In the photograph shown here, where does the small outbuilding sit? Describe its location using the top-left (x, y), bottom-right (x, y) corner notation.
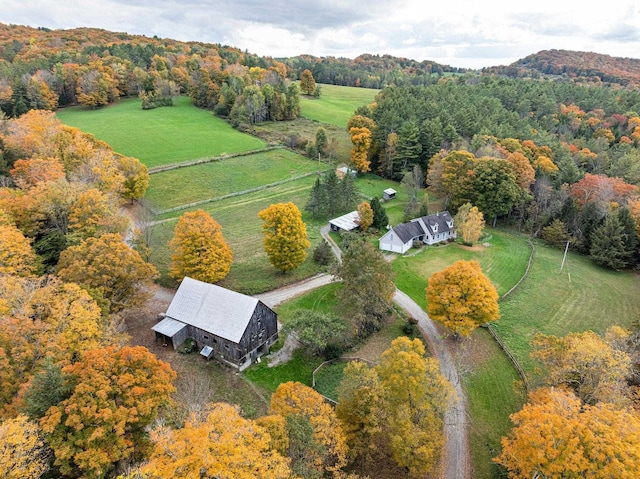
top-left (152, 276), bottom-right (278, 371)
top-left (336, 166), bottom-right (357, 178)
top-left (383, 188), bottom-right (397, 200)
top-left (328, 210), bottom-right (360, 233)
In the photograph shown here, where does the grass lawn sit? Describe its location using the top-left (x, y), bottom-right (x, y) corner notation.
top-left (300, 83), bottom-right (380, 127)
top-left (145, 149), bottom-right (322, 211)
top-left (56, 96), bottom-right (265, 168)
top-left (493, 240), bottom-right (640, 385)
top-left (393, 228), bottom-right (532, 310)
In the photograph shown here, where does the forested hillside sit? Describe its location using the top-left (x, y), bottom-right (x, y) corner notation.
top-left (488, 49), bottom-right (640, 86)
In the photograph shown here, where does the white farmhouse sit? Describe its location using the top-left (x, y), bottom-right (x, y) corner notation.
top-left (379, 211), bottom-right (456, 253)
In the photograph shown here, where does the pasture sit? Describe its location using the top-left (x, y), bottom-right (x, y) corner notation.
top-left (56, 96), bottom-right (265, 167)
top-left (494, 240), bottom-right (640, 383)
top-left (300, 83), bottom-right (380, 127)
top-left (144, 148), bottom-right (322, 211)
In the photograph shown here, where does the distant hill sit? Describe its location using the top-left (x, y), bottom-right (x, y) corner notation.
top-left (486, 49), bottom-right (640, 86)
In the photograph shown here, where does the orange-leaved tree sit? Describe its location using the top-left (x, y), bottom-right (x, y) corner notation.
top-left (56, 233), bottom-right (158, 312)
top-left (270, 381), bottom-right (348, 477)
top-left (41, 345), bottom-right (176, 479)
top-left (349, 126), bottom-right (372, 173)
top-left (426, 259), bottom-right (499, 336)
top-left (258, 202), bottom-right (310, 272)
top-left (495, 387), bottom-right (640, 479)
top-left (143, 403), bottom-right (291, 479)
top-left (0, 222), bottom-right (40, 277)
top-left (169, 209), bottom-right (233, 284)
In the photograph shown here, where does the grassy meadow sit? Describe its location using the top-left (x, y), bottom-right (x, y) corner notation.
top-left (56, 96), bottom-right (265, 167)
top-left (144, 148), bottom-right (321, 211)
top-left (300, 83), bottom-right (380, 127)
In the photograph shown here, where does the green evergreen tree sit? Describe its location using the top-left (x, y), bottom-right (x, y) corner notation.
top-left (339, 173), bottom-right (359, 213)
top-left (305, 176), bottom-right (328, 219)
top-left (616, 206), bottom-right (639, 266)
top-left (396, 120), bottom-right (422, 172)
top-left (315, 127), bottom-right (328, 156)
top-left (370, 197), bottom-right (389, 229)
top-left (589, 214), bottom-right (631, 269)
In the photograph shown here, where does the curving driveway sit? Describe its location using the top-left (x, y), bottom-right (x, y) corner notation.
top-left (256, 226), bottom-right (470, 479)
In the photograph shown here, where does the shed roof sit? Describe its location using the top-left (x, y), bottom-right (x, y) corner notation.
top-left (152, 317), bottom-right (188, 337)
top-left (165, 276), bottom-right (263, 343)
top-left (328, 210), bottom-right (360, 231)
top-left (383, 188), bottom-right (397, 195)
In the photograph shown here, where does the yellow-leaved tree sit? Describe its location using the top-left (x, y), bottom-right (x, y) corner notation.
top-left (454, 202), bottom-right (485, 245)
top-left (41, 345), bottom-right (176, 479)
top-left (270, 381), bottom-right (348, 478)
top-left (169, 209), bottom-right (233, 284)
top-left (349, 126), bottom-right (372, 173)
top-left (143, 403), bottom-right (291, 479)
top-left (0, 414), bottom-right (50, 479)
top-left (495, 387), bottom-right (640, 479)
top-left (118, 155), bottom-right (150, 203)
top-left (258, 202), bottom-right (310, 272)
top-left (0, 222), bottom-right (40, 276)
top-left (531, 327), bottom-right (633, 407)
top-left (426, 259), bottom-right (499, 336)
top-left (356, 201), bottom-right (373, 231)
top-left (336, 337), bottom-right (454, 477)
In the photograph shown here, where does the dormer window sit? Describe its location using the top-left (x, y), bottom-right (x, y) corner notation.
top-left (432, 222), bottom-right (438, 232)
top-left (447, 220), bottom-right (453, 228)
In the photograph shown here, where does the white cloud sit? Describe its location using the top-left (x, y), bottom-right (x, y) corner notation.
top-left (1, 0), bottom-right (639, 68)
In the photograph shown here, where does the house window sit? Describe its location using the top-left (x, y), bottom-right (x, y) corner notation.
top-left (203, 335), bottom-right (209, 340)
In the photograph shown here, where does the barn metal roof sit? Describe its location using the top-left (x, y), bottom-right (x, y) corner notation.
top-left (165, 276), bottom-right (261, 343)
top-left (328, 210), bottom-right (360, 231)
top-left (152, 317), bottom-right (188, 337)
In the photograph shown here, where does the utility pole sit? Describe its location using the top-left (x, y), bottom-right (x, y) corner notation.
top-left (559, 240), bottom-right (570, 274)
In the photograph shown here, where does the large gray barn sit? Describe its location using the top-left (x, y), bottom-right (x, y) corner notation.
top-left (152, 276), bottom-right (278, 371)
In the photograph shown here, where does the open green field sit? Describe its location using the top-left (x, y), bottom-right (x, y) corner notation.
top-left (300, 83), bottom-right (380, 127)
top-left (494, 240), bottom-right (640, 384)
top-left (56, 96), bottom-right (265, 167)
top-left (149, 175), bottom-right (325, 293)
top-left (145, 149), bottom-right (321, 211)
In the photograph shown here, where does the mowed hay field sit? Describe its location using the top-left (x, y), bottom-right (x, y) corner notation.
top-left (56, 96), bottom-right (265, 168)
top-left (300, 83), bottom-right (380, 126)
top-left (494, 241), bottom-right (640, 383)
top-left (144, 148), bottom-right (321, 212)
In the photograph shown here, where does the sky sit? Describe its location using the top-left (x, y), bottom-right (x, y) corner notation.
top-left (3, 0), bottom-right (640, 69)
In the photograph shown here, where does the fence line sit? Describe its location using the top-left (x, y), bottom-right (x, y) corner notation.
top-left (147, 145), bottom-right (286, 174)
top-left (487, 238), bottom-right (536, 391)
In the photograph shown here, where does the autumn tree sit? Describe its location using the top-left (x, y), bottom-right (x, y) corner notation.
top-left (376, 337), bottom-right (454, 476)
top-left (349, 126), bottom-right (372, 173)
top-left (570, 173), bottom-right (637, 207)
top-left (531, 327), bottom-right (633, 406)
top-left (454, 202), bottom-right (485, 244)
top-left (0, 222), bottom-right (40, 276)
top-left (143, 403), bottom-right (291, 479)
top-left (41, 345), bottom-right (176, 479)
top-left (356, 201), bottom-right (373, 231)
top-left (9, 157), bottom-right (66, 189)
top-left (118, 156), bottom-right (150, 203)
top-left (56, 233), bottom-right (158, 312)
top-left (335, 237), bottom-right (396, 337)
top-left (0, 414), bottom-right (50, 479)
top-left (300, 69), bottom-right (316, 96)
top-left (259, 202), bottom-right (310, 272)
top-left (495, 387), bottom-right (640, 479)
top-left (169, 209), bottom-right (233, 283)
top-left (337, 338), bottom-right (454, 476)
top-left (67, 188), bottom-right (129, 242)
top-left (426, 259), bottom-right (499, 337)
top-left (270, 381), bottom-right (348, 477)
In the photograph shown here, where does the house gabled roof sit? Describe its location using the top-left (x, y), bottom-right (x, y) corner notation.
top-left (392, 221), bottom-right (425, 243)
top-left (165, 276), bottom-right (267, 344)
top-left (328, 210), bottom-right (360, 231)
top-left (414, 211), bottom-right (454, 236)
